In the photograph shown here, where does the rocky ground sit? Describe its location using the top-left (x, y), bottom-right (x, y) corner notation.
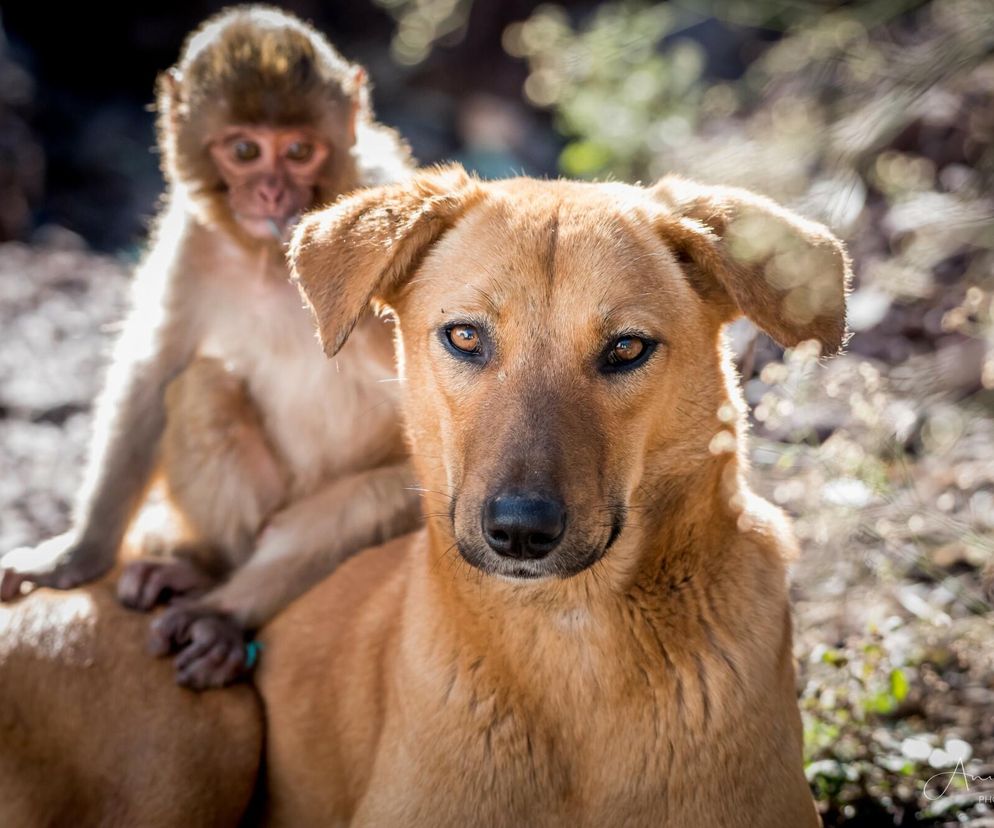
top-left (752, 346), bottom-right (994, 826)
top-left (0, 235), bottom-right (128, 550)
top-left (1, 238), bottom-right (992, 826)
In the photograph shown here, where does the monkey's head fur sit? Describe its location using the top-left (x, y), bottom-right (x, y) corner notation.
top-left (156, 5), bottom-right (411, 246)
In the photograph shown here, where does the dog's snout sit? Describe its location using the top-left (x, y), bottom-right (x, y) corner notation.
top-left (481, 494), bottom-right (566, 560)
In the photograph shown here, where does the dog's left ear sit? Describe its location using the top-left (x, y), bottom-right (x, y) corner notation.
top-left (288, 164), bottom-right (483, 356)
top-left (652, 176), bottom-right (852, 355)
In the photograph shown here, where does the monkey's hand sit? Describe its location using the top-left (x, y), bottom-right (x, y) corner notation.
top-left (118, 558), bottom-right (216, 612)
top-left (148, 604), bottom-right (253, 690)
top-left (0, 532), bottom-right (113, 601)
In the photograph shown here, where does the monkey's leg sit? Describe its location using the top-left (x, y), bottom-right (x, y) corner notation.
top-left (118, 358), bottom-right (288, 612)
top-left (148, 462), bottom-right (421, 689)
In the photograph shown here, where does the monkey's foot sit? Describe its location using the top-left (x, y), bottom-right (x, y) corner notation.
top-left (117, 558), bottom-right (215, 611)
top-left (0, 536), bottom-right (112, 601)
top-left (148, 605), bottom-right (252, 690)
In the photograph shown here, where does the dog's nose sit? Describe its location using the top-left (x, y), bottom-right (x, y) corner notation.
top-left (481, 494), bottom-right (566, 560)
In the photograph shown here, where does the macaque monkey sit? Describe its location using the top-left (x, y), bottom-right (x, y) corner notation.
top-left (0, 6), bottom-right (421, 688)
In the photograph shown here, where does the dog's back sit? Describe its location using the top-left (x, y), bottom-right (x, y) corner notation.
top-left (0, 578), bottom-right (262, 826)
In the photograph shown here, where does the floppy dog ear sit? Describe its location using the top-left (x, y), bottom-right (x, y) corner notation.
top-left (652, 176), bottom-right (851, 355)
top-left (288, 164), bottom-right (483, 356)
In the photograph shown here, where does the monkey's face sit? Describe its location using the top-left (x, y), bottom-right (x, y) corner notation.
top-left (208, 126), bottom-right (330, 241)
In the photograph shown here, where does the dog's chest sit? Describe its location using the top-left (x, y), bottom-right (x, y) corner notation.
top-left (355, 612), bottom-right (812, 828)
top-left (356, 656), bottom-right (677, 826)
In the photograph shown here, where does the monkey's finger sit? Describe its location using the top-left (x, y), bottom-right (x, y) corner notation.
top-left (117, 562), bottom-right (153, 609)
top-left (203, 640), bottom-right (234, 667)
top-left (0, 570), bottom-right (16, 601)
top-left (174, 633), bottom-right (221, 671)
top-left (177, 641), bottom-right (232, 689)
top-left (138, 566), bottom-right (172, 611)
top-left (148, 609), bottom-right (195, 656)
top-left (0, 569), bottom-right (27, 602)
top-left (163, 562), bottom-right (214, 600)
top-left (214, 645), bottom-right (251, 688)
top-left (147, 624), bottom-right (174, 657)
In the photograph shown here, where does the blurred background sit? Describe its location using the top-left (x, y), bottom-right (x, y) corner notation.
top-left (1, 1), bottom-right (992, 823)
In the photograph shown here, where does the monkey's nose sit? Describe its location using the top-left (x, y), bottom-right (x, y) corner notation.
top-left (481, 493), bottom-right (566, 560)
top-left (257, 179), bottom-right (288, 212)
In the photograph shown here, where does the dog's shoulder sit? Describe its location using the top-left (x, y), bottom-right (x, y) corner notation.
top-left (258, 529), bottom-right (418, 692)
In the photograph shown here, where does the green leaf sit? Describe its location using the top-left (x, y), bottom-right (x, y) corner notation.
top-left (889, 668), bottom-right (909, 702)
top-left (864, 691), bottom-right (896, 714)
top-left (559, 140), bottom-right (613, 177)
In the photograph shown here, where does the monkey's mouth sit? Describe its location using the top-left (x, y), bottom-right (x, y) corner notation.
top-left (237, 213), bottom-right (302, 243)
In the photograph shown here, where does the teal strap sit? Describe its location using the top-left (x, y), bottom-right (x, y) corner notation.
top-left (245, 640), bottom-right (263, 670)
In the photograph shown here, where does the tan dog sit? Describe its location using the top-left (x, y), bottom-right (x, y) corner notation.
top-left (0, 166), bottom-right (847, 826)
top-left (257, 166), bottom-right (848, 826)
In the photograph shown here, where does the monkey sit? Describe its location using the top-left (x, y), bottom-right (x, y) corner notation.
top-left (0, 5), bottom-right (422, 689)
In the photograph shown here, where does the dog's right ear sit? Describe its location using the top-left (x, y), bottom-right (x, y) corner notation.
top-left (288, 164), bottom-right (482, 356)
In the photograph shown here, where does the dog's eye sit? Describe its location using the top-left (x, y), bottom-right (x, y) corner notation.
top-left (441, 324), bottom-right (488, 363)
top-left (610, 337), bottom-right (644, 362)
top-left (447, 325), bottom-right (480, 353)
top-left (600, 335), bottom-right (655, 374)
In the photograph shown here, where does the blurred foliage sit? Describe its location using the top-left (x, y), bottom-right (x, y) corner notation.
top-left (509, 1), bottom-right (994, 351)
top-left (800, 621), bottom-right (978, 825)
top-left (372, 0), bottom-right (474, 65)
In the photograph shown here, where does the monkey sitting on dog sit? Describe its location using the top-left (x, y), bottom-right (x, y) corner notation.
top-left (0, 6), bottom-right (421, 689)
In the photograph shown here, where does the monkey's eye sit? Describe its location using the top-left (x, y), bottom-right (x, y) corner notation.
top-left (232, 140), bottom-right (261, 162)
top-left (600, 335), bottom-right (656, 374)
top-left (285, 141), bottom-right (315, 163)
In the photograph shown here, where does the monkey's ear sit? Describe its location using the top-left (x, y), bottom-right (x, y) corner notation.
top-left (157, 67), bottom-right (183, 107)
top-left (289, 164), bottom-right (483, 356)
top-left (155, 67), bottom-right (185, 129)
top-left (651, 176), bottom-right (851, 355)
top-left (346, 66), bottom-right (368, 145)
top-left (164, 67), bottom-right (183, 96)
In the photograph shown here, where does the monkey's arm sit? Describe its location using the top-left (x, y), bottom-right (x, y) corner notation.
top-left (75, 299), bottom-right (196, 555)
top-left (146, 462), bottom-right (422, 687)
top-left (1, 226), bottom-right (200, 597)
top-left (208, 461), bottom-right (421, 628)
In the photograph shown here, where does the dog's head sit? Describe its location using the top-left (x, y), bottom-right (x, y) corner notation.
top-left (290, 165), bottom-right (850, 583)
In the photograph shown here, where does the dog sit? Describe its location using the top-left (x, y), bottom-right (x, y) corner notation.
top-left (0, 165), bottom-right (847, 826)
top-left (256, 165), bottom-right (847, 825)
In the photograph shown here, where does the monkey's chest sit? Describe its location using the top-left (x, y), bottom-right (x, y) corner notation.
top-left (196, 286), bottom-right (400, 492)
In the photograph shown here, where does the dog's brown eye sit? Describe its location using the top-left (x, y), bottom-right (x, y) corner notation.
top-left (609, 337), bottom-right (644, 363)
top-left (232, 140), bottom-right (261, 162)
top-left (601, 335), bottom-right (655, 374)
top-left (447, 324), bottom-right (481, 354)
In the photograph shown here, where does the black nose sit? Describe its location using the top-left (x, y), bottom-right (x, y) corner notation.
top-left (481, 493), bottom-right (566, 560)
